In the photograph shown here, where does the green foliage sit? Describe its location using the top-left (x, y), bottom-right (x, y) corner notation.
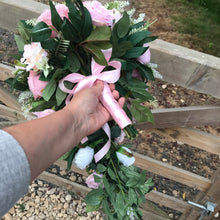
top-left (31, 21), bottom-right (52, 42)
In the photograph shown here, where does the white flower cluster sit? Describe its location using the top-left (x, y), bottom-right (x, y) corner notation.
top-left (116, 146), bottom-right (135, 167)
top-left (132, 13), bottom-right (146, 24)
top-left (105, 1), bottom-right (130, 13)
top-left (147, 63), bottom-right (163, 79)
top-left (25, 18), bottom-right (38, 26)
top-left (72, 146), bottom-right (94, 170)
top-left (18, 91), bottom-right (36, 120)
top-left (127, 207), bottom-right (135, 220)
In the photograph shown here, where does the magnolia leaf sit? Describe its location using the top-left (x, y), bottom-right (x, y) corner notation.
top-left (128, 30), bottom-right (151, 46)
top-left (123, 47), bottom-right (148, 59)
top-left (112, 41), bottom-right (132, 58)
top-left (130, 100), bottom-right (154, 123)
top-left (49, 0), bottom-right (63, 31)
top-left (139, 36), bottom-right (158, 45)
top-left (42, 79), bottom-right (57, 101)
top-left (32, 21), bottom-right (52, 42)
top-left (62, 18), bottom-right (79, 42)
top-left (67, 52), bottom-right (80, 73)
top-left (85, 26), bottom-right (111, 42)
top-left (41, 38), bottom-right (58, 50)
top-left (116, 12), bottom-right (130, 38)
top-left (81, 6), bottom-right (93, 39)
top-left (83, 43), bottom-right (107, 66)
top-left (55, 86), bottom-right (67, 106)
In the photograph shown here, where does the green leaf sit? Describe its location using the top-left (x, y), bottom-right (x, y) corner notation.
top-left (30, 100), bottom-right (56, 112)
top-left (83, 43), bottom-right (107, 66)
top-left (128, 31), bottom-right (151, 46)
top-left (126, 177), bottom-right (139, 188)
top-left (138, 36), bottom-right (158, 45)
top-left (5, 77), bottom-right (28, 91)
top-left (103, 177), bottom-right (111, 196)
top-left (42, 79), bottom-right (57, 101)
top-left (67, 52), bottom-right (80, 73)
top-left (85, 26), bottom-right (111, 42)
top-left (130, 100), bottom-right (154, 123)
top-left (128, 188), bottom-right (137, 205)
top-left (111, 126), bottom-right (121, 138)
top-left (62, 18), bottom-right (79, 42)
top-left (107, 168), bottom-right (117, 181)
top-left (96, 164), bottom-right (107, 172)
top-left (41, 38), bottom-right (58, 50)
top-left (55, 87), bottom-right (67, 106)
top-left (123, 47), bottom-right (148, 59)
top-left (102, 200), bottom-right (114, 219)
top-left (139, 170), bottom-right (147, 186)
top-left (116, 12), bottom-right (130, 38)
top-left (14, 35), bottom-right (25, 52)
top-left (137, 63), bottom-right (155, 81)
top-left (49, 0), bottom-right (63, 31)
top-left (81, 6), bottom-right (93, 39)
top-left (31, 22), bottom-right (52, 42)
top-left (85, 189), bottom-right (103, 206)
top-left (116, 193), bottom-right (125, 217)
top-left (94, 175), bottom-right (103, 183)
top-left (18, 20), bottom-right (32, 44)
top-left (111, 41), bottom-right (132, 58)
top-left (67, 148), bottom-right (78, 170)
top-left (86, 204), bottom-right (101, 212)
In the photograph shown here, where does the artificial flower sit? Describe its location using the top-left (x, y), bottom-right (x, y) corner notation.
top-left (28, 71), bottom-right (48, 100)
top-left (86, 172), bottom-right (103, 189)
top-left (116, 146), bottom-right (135, 167)
top-left (72, 146), bottom-right (94, 169)
top-left (137, 43), bottom-right (151, 64)
top-left (114, 130), bottom-right (126, 144)
top-left (33, 109), bottom-right (55, 118)
top-left (83, 1), bottom-right (121, 26)
top-left (21, 42), bottom-right (49, 72)
top-left (38, 4), bottom-right (69, 37)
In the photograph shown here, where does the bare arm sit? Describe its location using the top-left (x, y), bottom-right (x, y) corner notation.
top-left (4, 81), bottom-right (124, 182)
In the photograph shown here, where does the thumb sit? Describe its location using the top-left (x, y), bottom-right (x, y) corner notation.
top-left (92, 80), bottom-right (104, 96)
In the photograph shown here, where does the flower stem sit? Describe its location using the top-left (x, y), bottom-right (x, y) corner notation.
top-left (123, 124), bottom-right (138, 139)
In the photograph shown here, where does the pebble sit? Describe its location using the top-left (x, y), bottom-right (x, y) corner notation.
top-left (65, 194), bottom-right (72, 202)
top-left (162, 84), bottom-right (167, 89)
top-left (162, 158), bottom-right (167, 162)
top-left (3, 213), bottom-right (12, 220)
top-left (172, 90), bottom-right (176, 94)
top-left (180, 99), bottom-right (185, 103)
top-left (47, 188), bottom-right (56, 195)
top-left (169, 213), bottom-right (174, 218)
top-left (172, 190), bottom-right (179, 197)
top-left (70, 176), bottom-right (77, 182)
top-left (214, 212), bottom-right (219, 218)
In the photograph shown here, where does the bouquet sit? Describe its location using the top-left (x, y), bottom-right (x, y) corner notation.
top-left (6, 0), bottom-right (162, 219)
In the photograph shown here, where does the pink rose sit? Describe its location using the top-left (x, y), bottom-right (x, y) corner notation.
top-left (28, 71), bottom-right (48, 99)
top-left (86, 172), bottom-right (103, 189)
top-left (137, 43), bottom-right (151, 64)
top-left (83, 1), bottom-right (120, 26)
top-left (33, 109), bottom-right (55, 118)
top-left (38, 4), bottom-right (69, 37)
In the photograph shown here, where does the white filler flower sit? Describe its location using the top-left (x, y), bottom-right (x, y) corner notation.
top-left (116, 146), bottom-right (135, 167)
top-left (72, 146), bottom-right (94, 170)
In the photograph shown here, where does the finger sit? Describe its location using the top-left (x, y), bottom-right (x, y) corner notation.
top-left (92, 80), bottom-right (104, 96)
top-left (112, 90), bottom-right (119, 100)
top-left (118, 97), bottom-right (125, 107)
top-left (109, 83), bottom-right (115, 91)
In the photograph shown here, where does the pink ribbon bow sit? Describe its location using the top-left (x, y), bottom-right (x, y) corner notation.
top-left (59, 49), bottom-right (131, 162)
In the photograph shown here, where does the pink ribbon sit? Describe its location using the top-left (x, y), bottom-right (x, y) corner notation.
top-left (59, 49), bottom-right (131, 162)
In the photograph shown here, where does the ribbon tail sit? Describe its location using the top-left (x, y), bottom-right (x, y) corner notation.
top-left (94, 123), bottom-right (111, 163)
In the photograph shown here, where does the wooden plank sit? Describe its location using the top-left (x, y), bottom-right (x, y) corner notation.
top-left (150, 128), bottom-right (220, 156)
top-left (1, 1), bottom-right (220, 98)
top-left (55, 153), bottom-right (211, 192)
top-left (0, 104), bottom-right (25, 121)
top-left (183, 168), bottom-right (220, 220)
top-left (0, 85), bottom-right (21, 110)
top-left (0, 0), bottom-right (48, 32)
top-left (38, 172), bottom-right (170, 220)
top-left (136, 105), bottom-right (220, 129)
top-left (133, 152), bottom-right (211, 192)
top-left (149, 39), bottom-right (220, 99)
top-left (146, 190), bottom-right (196, 214)
top-left (0, 63), bottom-right (14, 81)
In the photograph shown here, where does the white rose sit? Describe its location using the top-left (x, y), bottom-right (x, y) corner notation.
top-left (72, 146), bottom-right (94, 170)
top-left (116, 146), bottom-right (135, 167)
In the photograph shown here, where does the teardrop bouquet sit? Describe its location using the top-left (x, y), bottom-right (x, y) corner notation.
top-left (7, 0), bottom-right (162, 219)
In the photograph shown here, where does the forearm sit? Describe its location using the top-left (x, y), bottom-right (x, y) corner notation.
top-left (4, 107), bottom-right (84, 182)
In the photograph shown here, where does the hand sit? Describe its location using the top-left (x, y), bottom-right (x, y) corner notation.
top-left (65, 80), bottom-right (125, 137)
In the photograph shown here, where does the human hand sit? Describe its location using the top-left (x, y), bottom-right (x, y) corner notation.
top-left (65, 80), bottom-right (125, 138)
